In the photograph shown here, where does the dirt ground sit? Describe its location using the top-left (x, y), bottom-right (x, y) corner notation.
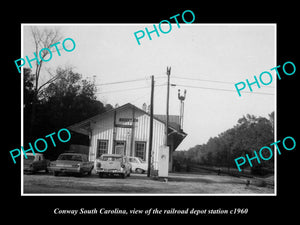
top-left (23, 171), bottom-right (274, 194)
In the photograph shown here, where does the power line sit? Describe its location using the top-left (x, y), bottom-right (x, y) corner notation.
top-left (172, 76), bottom-right (233, 85)
top-left (96, 83), bottom-right (166, 94)
top-left (95, 77), bottom-right (149, 86)
top-left (93, 74), bottom-right (274, 95)
top-left (96, 85), bottom-right (149, 94)
top-left (93, 74), bottom-right (275, 89)
top-left (171, 76), bottom-right (275, 89)
top-left (172, 84), bottom-right (275, 96)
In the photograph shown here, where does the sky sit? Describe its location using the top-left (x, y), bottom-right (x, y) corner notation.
top-left (23, 24), bottom-right (276, 151)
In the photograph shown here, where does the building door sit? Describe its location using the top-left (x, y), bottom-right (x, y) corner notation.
top-left (114, 141), bottom-right (126, 155)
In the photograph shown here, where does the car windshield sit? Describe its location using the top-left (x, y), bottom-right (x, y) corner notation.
top-left (137, 157), bottom-right (145, 163)
top-left (24, 156), bottom-right (35, 165)
top-left (101, 156), bottom-right (122, 162)
top-left (24, 156), bottom-right (35, 161)
top-left (58, 154), bottom-right (82, 161)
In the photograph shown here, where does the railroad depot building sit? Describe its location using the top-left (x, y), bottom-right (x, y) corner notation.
top-left (68, 103), bottom-right (187, 173)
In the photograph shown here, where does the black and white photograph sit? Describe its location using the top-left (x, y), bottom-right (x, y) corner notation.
top-left (20, 23), bottom-right (277, 195)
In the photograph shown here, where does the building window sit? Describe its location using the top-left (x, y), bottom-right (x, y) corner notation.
top-left (135, 141), bottom-right (146, 160)
top-left (97, 140), bottom-right (108, 158)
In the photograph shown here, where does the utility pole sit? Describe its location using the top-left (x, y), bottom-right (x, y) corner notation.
top-left (147, 75), bottom-right (154, 177)
top-left (165, 67), bottom-right (171, 146)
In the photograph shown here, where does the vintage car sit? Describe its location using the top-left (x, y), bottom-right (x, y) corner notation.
top-left (24, 153), bottom-right (49, 173)
top-left (128, 156), bottom-right (148, 174)
top-left (48, 152), bottom-right (94, 176)
top-left (95, 154), bottom-right (131, 178)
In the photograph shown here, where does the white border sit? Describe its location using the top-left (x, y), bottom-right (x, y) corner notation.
top-left (21, 23), bottom-right (277, 196)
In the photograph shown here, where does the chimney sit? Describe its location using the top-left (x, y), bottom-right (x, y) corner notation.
top-left (142, 103), bottom-right (147, 111)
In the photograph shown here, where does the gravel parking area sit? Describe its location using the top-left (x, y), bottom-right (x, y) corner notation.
top-left (23, 171), bottom-right (274, 194)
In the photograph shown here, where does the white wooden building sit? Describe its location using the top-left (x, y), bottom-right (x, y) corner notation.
top-left (68, 103), bottom-right (187, 173)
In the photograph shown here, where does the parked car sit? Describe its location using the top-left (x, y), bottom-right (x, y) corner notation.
top-left (24, 153), bottom-right (49, 174)
top-left (48, 152), bottom-right (94, 176)
top-left (128, 156), bottom-right (147, 174)
top-left (95, 154), bottom-right (131, 178)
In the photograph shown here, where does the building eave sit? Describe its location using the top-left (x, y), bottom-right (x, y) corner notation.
top-left (67, 103), bottom-right (187, 137)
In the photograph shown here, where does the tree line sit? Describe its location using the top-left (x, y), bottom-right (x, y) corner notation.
top-left (23, 27), bottom-right (113, 160)
top-left (173, 112), bottom-right (274, 175)
top-left (24, 67), bottom-right (113, 160)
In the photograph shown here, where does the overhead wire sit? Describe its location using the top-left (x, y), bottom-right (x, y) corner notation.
top-left (172, 84), bottom-right (274, 96)
top-left (93, 74), bottom-right (274, 95)
top-left (94, 77), bottom-right (149, 86)
top-left (171, 75), bottom-right (275, 89)
top-left (172, 76), bottom-right (233, 85)
top-left (95, 82), bottom-right (166, 94)
top-left (95, 85), bottom-right (149, 94)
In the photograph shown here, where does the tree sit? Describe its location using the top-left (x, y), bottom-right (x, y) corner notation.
top-left (269, 111), bottom-right (274, 130)
top-left (24, 66), bottom-right (112, 159)
top-left (175, 112), bottom-right (275, 175)
top-left (28, 27), bottom-right (64, 137)
top-left (24, 68), bottom-right (35, 109)
top-left (24, 68), bottom-right (35, 137)
top-left (38, 66), bottom-right (108, 130)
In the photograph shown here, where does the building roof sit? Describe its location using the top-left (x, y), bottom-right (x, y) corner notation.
top-left (154, 114), bottom-right (181, 131)
top-left (68, 103), bottom-right (187, 137)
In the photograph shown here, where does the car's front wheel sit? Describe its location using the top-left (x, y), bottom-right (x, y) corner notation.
top-left (53, 171), bottom-right (59, 176)
top-left (135, 168), bottom-right (144, 174)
